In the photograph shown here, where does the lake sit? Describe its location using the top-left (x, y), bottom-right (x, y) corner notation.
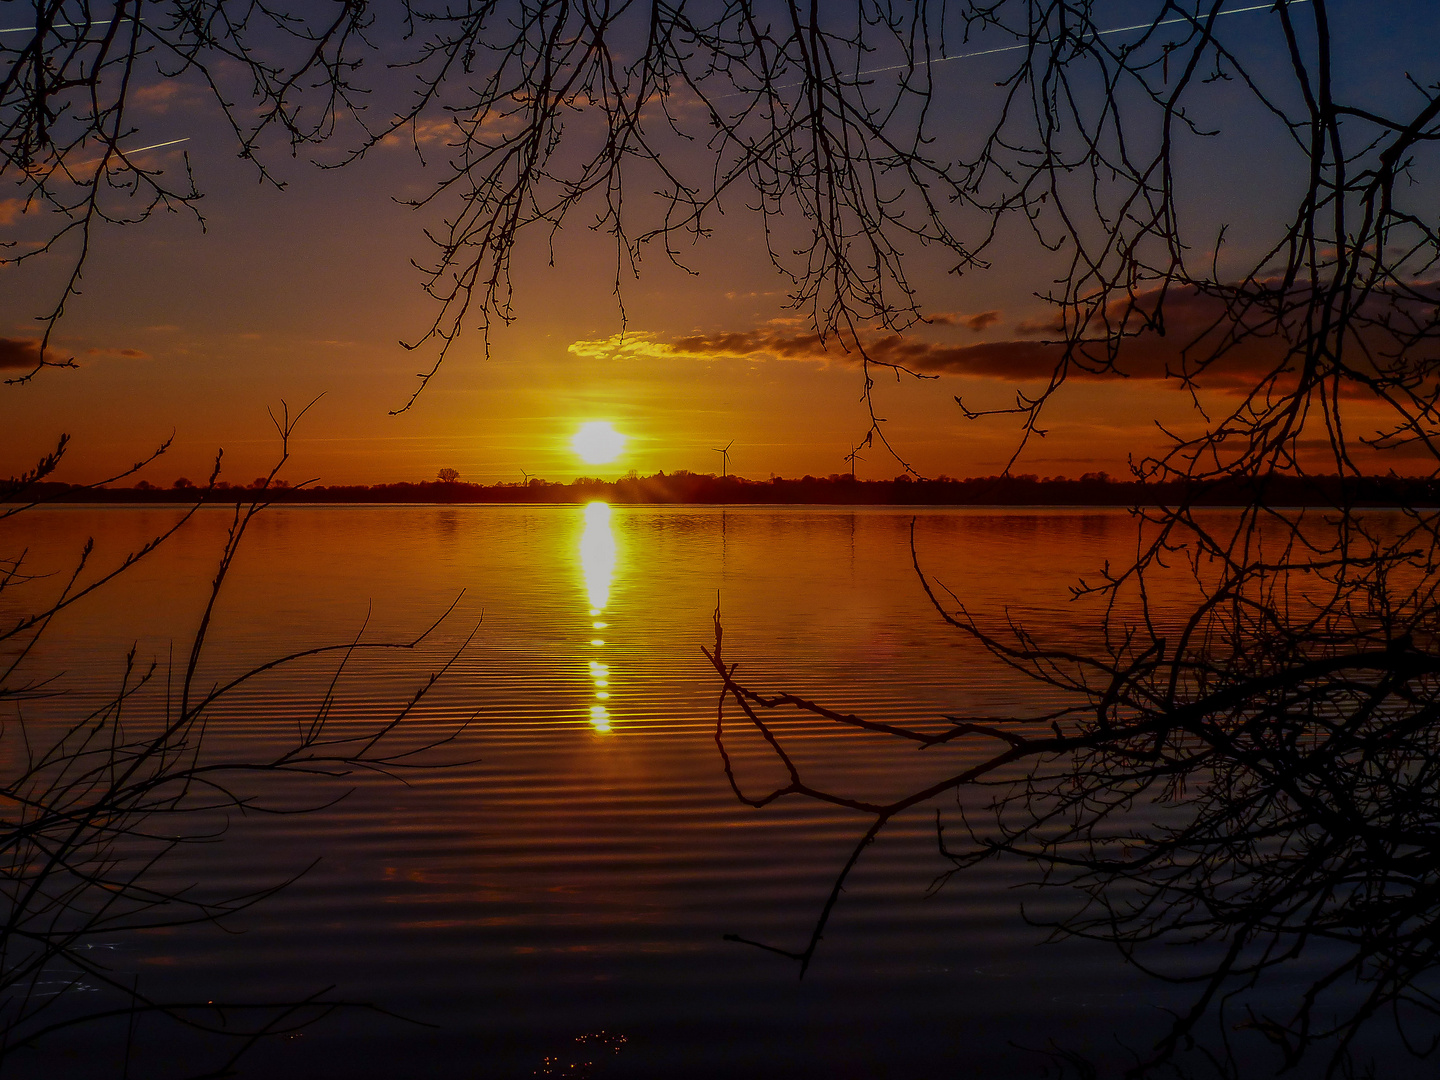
top-left (0, 505), bottom-right (1403, 1078)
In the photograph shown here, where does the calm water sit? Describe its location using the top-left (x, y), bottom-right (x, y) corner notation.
top-left (0, 506), bottom-right (1383, 1078)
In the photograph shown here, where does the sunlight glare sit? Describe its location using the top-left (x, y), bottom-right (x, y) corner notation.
top-left (581, 508), bottom-right (617, 734)
top-left (572, 421), bottom-right (627, 465)
top-left (581, 502), bottom-right (616, 612)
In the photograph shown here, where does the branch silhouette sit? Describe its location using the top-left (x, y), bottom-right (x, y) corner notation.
top-left (0, 405), bottom-right (478, 1073)
top-left (9, 2), bottom-right (1440, 1075)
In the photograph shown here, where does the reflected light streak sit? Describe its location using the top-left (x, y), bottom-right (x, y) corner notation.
top-left (581, 503), bottom-right (618, 733)
top-left (581, 502), bottom-right (616, 612)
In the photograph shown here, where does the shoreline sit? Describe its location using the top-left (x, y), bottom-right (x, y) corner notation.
top-left (17, 470), bottom-right (1440, 510)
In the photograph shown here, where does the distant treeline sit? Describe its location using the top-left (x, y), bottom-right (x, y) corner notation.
top-left (22, 470), bottom-right (1440, 506)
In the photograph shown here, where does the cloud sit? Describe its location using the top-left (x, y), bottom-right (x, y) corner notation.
top-left (569, 324), bottom-right (1066, 375)
top-left (568, 332), bottom-right (689, 362)
top-left (570, 283), bottom-right (1440, 394)
top-left (1015, 314), bottom-right (1065, 335)
top-left (0, 338), bottom-right (149, 369)
top-left (723, 289), bottom-right (785, 301)
top-left (0, 198), bottom-right (26, 226)
top-left (85, 346), bottom-right (150, 359)
top-left (130, 82), bottom-right (188, 113)
top-left (921, 310), bottom-right (1003, 331)
top-left (0, 338), bottom-right (44, 369)
top-left (380, 116), bottom-right (457, 148)
top-left (671, 329), bottom-right (826, 359)
top-left (863, 335), bottom-right (1074, 380)
top-left (569, 328), bottom-right (825, 364)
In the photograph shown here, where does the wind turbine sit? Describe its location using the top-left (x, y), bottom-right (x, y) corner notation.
top-left (845, 443), bottom-right (865, 480)
top-left (712, 440), bottom-right (734, 479)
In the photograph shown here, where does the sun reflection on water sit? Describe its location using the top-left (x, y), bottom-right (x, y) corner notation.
top-left (580, 502), bottom-right (617, 732)
top-left (581, 502), bottom-right (616, 614)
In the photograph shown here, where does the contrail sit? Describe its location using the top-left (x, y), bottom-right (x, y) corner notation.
top-left (1, 18), bottom-right (116, 34)
top-left (66, 137), bottom-right (191, 170)
top-left (115, 137), bottom-right (190, 156)
top-left (713, 0), bottom-right (1313, 97)
top-left (856, 0), bottom-right (1314, 79)
top-left (1, 0), bottom-right (1312, 45)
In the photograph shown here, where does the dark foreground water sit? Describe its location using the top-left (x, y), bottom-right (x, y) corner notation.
top-left (0, 506), bottom-right (1415, 1078)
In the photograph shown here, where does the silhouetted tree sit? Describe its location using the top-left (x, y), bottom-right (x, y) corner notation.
top-left (677, 3), bottom-right (1440, 1075)
top-left (8, 2), bottom-right (1440, 1075)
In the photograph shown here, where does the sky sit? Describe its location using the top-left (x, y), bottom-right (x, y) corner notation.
top-left (4, 1), bottom-right (1439, 488)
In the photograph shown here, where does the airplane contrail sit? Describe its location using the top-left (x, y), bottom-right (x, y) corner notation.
top-left (1, 18), bottom-right (116, 34)
top-left (854, 0), bottom-right (1314, 80)
top-left (705, 0), bottom-right (1314, 99)
top-left (65, 137), bottom-right (191, 170)
top-left (115, 137), bottom-right (190, 156)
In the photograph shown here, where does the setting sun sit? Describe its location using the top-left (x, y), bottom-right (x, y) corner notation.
top-left (572, 421), bottom-right (627, 465)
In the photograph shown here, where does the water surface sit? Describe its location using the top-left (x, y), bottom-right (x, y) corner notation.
top-left (1, 505), bottom-right (1313, 1078)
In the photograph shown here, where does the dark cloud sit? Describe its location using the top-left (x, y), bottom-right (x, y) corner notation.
top-left (1015, 314), bottom-right (1065, 336)
top-left (657, 283), bottom-right (1440, 393)
top-left (0, 337), bottom-right (149, 369)
top-left (661, 324), bottom-right (1107, 381)
top-left (0, 338), bottom-right (43, 369)
top-left (864, 335), bottom-right (1071, 380)
top-left (919, 310), bottom-right (1002, 331)
top-left (669, 329), bottom-right (824, 359)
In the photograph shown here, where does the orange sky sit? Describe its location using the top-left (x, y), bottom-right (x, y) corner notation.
top-left (4, 3), bottom-right (1437, 489)
top-left (1, 159), bottom-right (1163, 485)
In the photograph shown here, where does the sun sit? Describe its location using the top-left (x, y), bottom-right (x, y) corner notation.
top-left (572, 421), bottom-right (627, 465)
